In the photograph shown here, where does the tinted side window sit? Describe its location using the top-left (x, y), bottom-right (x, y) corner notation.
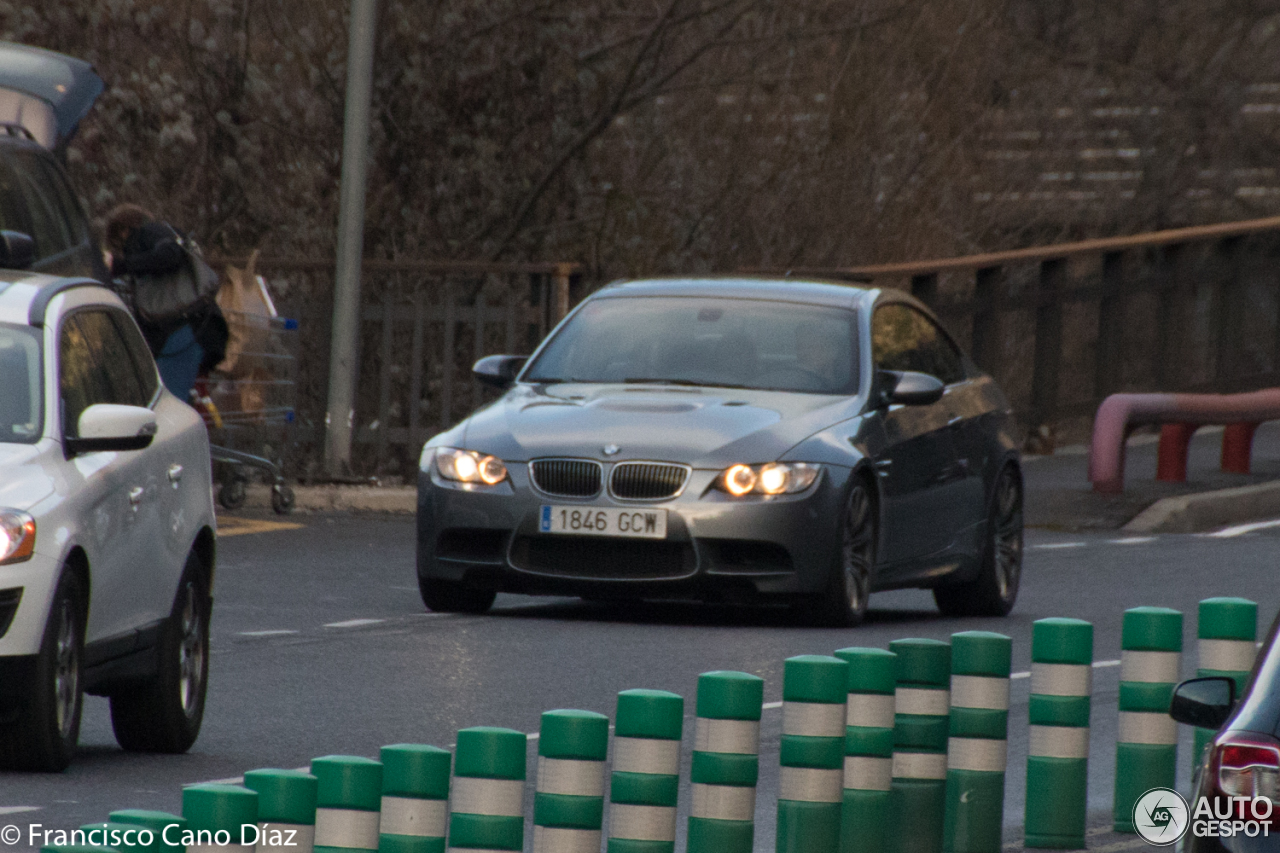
top-left (108, 310), bottom-right (160, 402)
top-left (0, 156), bottom-right (32, 237)
top-left (11, 150), bottom-right (72, 257)
top-left (872, 304), bottom-right (965, 385)
top-left (36, 156), bottom-right (90, 246)
top-left (59, 311), bottom-right (148, 437)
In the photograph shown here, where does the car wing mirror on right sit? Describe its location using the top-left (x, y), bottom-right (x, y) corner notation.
top-left (878, 369), bottom-right (945, 407)
top-left (473, 354), bottom-right (528, 389)
top-left (1169, 676), bottom-right (1237, 730)
top-left (0, 231), bottom-right (34, 270)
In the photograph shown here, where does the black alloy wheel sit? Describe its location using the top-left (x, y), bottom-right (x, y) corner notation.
top-left (813, 480), bottom-right (875, 627)
top-left (110, 553), bottom-right (210, 752)
top-left (934, 466), bottom-right (1023, 617)
top-left (0, 570), bottom-right (84, 771)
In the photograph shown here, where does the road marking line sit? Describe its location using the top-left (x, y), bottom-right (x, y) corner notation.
top-left (1206, 517), bottom-right (1280, 538)
top-left (1011, 671), bottom-right (1030, 680)
top-left (763, 701), bottom-right (783, 710)
top-left (389, 586), bottom-right (419, 591)
top-left (1030, 542), bottom-right (1087, 550)
top-left (324, 618), bottom-right (385, 629)
top-left (1109, 536), bottom-right (1156, 545)
top-left (185, 776), bottom-right (244, 786)
top-left (217, 517), bottom-right (305, 537)
top-left (238, 629), bottom-right (299, 637)
top-left (0, 806), bottom-right (40, 815)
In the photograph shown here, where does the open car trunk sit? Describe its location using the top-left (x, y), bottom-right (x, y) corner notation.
top-left (0, 42), bottom-right (102, 152)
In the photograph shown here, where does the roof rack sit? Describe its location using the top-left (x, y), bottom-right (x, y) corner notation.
top-left (28, 277), bottom-right (106, 327)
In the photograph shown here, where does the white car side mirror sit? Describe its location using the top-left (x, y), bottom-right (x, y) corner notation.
top-left (67, 404), bottom-right (158, 455)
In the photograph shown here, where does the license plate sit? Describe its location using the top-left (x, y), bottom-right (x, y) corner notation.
top-left (539, 505), bottom-right (668, 539)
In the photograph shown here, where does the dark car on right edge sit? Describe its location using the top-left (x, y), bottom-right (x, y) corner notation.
top-left (1172, 606), bottom-right (1280, 852)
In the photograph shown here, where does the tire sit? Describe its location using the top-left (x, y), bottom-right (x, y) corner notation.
top-left (418, 576), bottom-right (496, 614)
top-left (271, 484), bottom-right (295, 515)
top-left (811, 480), bottom-right (875, 627)
top-left (934, 466), bottom-right (1024, 617)
top-left (0, 570), bottom-right (84, 771)
top-left (219, 478), bottom-right (247, 510)
top-left (110, 553), bottom-right (210, 753)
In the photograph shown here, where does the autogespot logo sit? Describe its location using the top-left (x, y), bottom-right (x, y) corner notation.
top-left (1134, 787), bottom-right (1190, 846)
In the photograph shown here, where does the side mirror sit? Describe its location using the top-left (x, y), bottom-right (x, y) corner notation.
top-left (66, 404), bottom-right (157, 455)
top-left (473, 355), bottom-right (527, 389)
top-left (879, 370), bottom-right (945, 407)
top-left (1170, 676), bottom-right (1236, 730)
top-left (0, 231), bottom-right (35, 270)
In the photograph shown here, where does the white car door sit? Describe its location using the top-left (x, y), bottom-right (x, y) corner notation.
top-left (56, 308), bottom-right (161, 643)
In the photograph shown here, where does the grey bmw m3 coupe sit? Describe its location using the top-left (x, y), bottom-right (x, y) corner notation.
top-left (416, 277), bottom-right (1022, 625)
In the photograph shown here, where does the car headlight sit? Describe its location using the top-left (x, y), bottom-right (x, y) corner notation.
top-left (0, 510), bottom-right (35, 564)
top-left (717, 463), bottom-right (821, 496)
top-left (434, 448), bottom-right (509, 485)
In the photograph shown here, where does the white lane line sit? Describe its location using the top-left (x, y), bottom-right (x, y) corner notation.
top-left (527, 733), bottom-right (540, 741)
top-left (762, 701), bottom-right (783, 710)
top-left (324, 618), bottom-right (386, 629)
top-left (184, 776), bottom-right (244, 786)
top-left (1109, 536), bottom-right (1156, 545)
top-left (1030, 542), bottom-right (1087, 550)
top-left (389, 586), bottom-right (419, 591)
top-left (0, 806), bottom-right (40, 815)
top-left (1206, 518), bottom-right (1280, 538)
top-left (1010, 659), bottom-right (1121, 680)
top-left (238, 629), bottom-right (298, 637)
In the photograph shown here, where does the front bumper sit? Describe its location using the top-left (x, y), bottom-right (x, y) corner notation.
top-left (0, 549), bottom-right (59, 657)
top-left (416, 462), bottom-right (852, 601)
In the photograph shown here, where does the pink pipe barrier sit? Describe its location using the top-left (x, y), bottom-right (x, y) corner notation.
top-left (1089, 389), bottom-right (1280, 493)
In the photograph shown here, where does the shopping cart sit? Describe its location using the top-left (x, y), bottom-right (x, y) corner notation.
top-left (194, 274), bottom-right (299, 514)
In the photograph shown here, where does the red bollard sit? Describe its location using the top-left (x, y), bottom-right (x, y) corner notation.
top-left (1156, 423), bottom-right (1197, 482)
top-left (1221, 422), bottom-right (1259, 474)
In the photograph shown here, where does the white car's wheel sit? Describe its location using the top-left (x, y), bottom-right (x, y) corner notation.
top-left (0, 569), bottom-right (84, 771)
top-left (109, 552), bottom-right (209, 753)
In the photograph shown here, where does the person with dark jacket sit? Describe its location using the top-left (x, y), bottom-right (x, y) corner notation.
top-left (105, 204), bottom-right (227, 400)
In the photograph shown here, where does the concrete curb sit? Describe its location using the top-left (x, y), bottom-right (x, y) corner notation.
top-left (1123, 479), bottom-right (1280, 533)
top-left (243, 484), bottom-right (416, 514)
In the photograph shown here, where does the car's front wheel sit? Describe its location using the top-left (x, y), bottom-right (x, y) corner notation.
top-left (811, 480), bottom-right (875, 627)
top-left (418, 576), bottom-right (496, 614)
top-left (933, 466), bottom-right (1023, 617)
top-left (110, 552), bottom-right (209, 753)
top-left (0, 569), bottom-right (84, 771)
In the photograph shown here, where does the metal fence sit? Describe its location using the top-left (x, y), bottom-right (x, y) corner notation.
top-left (785, 215), bottom-right (1280, 443)
top-left (211, 258), bottom-right (583, 479)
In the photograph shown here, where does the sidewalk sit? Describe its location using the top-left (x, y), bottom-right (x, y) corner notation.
top-left (1025, 421), bottom-right (1280, 532)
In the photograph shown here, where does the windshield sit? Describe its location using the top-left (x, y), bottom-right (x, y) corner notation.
top-left (523, 296), bottom-right (860, 395)
top-left (0, 322), bottom-right (42, 443)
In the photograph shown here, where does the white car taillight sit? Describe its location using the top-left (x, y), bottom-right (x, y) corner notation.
top-left (1217, 737), bottom-right (1280, 801)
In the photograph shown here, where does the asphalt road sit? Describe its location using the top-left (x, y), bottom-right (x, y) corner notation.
top-left (2, 513), bottom-right (1278, 852)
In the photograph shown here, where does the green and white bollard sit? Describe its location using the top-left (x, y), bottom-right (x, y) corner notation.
top-left (943, 631), bottom-right (1012, 853)
top-left (777, 655), bottom-right (849, 853)
top-left (533, 709), bottom-right (609, 853)
top-left (833, 647), bottom-right (896, 853)
top-left (243, 769), bottom-right (318, 853)
top-left (888, 638), bottom-right (951, 853)
top-left (310, 756), bottom-right (382, 853)
top-left (686, 670), bottom-right (764, 853)
top-left (1194, 598), bottom-right (1258, 764)
top-left (608, 689), bottom-right (684, 853)
top-left (110, 810), bottom-right (186, 851)
top-left (1113, 608), bottom-right (1182, 833)
top-left (378, 745), bottom-right (451, 853)
top-left (183, 784), bottom-right (259, 853)
top-left (448, 727), bottom-right (527, 853)
top-left (1024, 618), bottom-right (1092, 850)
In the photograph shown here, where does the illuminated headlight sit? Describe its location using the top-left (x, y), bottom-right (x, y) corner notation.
top-left (0, 510), bottom-right (35, 564)
top-left (434, 448), bottom-right (509, 486)
top-left (717, 463), bottom-right (820, 496)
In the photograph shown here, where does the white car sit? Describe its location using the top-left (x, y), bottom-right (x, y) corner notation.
top-left (0, 265), bottom-right (216, 771)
